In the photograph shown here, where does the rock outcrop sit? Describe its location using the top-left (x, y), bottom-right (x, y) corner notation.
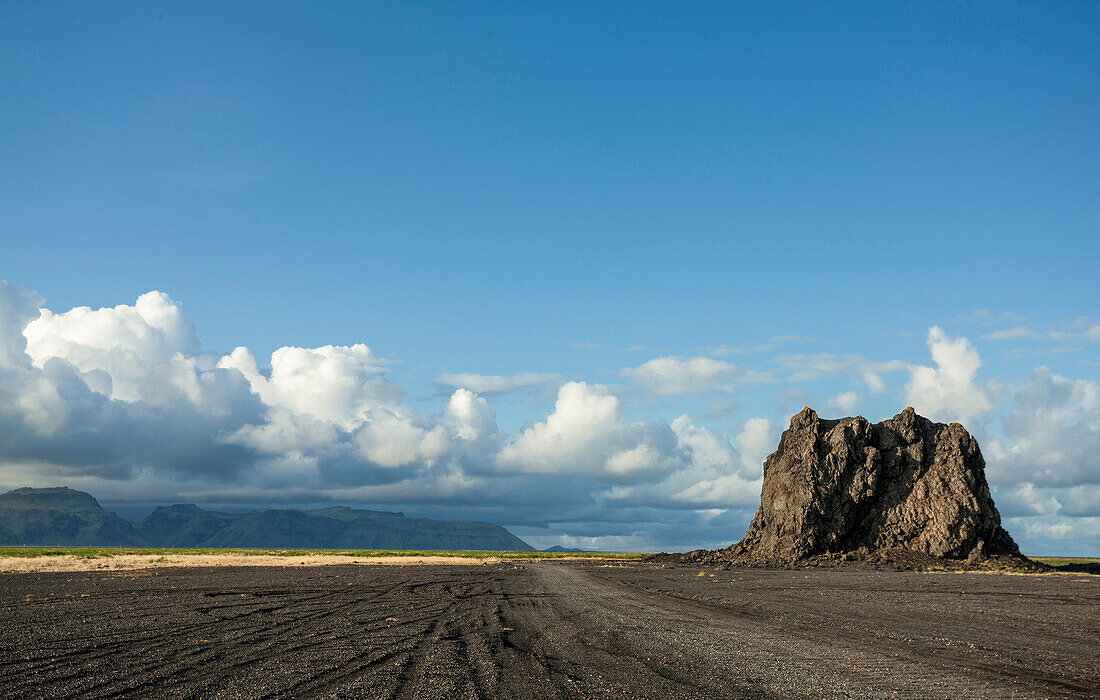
top-left (730, 407), bottom-right (1019, 561)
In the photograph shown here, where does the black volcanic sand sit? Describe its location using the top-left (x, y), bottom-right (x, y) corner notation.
top-left (0, 562), bottom-right (1096, 698)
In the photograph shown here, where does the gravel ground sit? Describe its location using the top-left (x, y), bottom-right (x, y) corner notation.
top-left (0, 561), bottom-right (1096, 698)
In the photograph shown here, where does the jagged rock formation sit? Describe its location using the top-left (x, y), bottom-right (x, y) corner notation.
top-left (731, 407), bottom-right (1018, 561)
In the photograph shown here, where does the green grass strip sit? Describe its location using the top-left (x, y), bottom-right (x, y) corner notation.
top-left (1029, 556), bottom-right (1100, 566)
top-left (0, 547), bottom-right (649, 560)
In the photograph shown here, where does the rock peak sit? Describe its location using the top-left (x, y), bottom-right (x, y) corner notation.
top-left (790, 406), bottom-right (819, 429)
top-left (736, 408), bottom-right (1018, 561)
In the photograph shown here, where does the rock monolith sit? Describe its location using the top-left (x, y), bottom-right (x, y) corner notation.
top-left (731, 407), bottom-right (1018, 561)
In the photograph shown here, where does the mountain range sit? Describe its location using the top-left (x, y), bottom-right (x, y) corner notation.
top-left (0, 487), bottom-right (534, 551)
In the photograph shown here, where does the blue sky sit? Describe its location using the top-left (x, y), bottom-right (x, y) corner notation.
top-left (2, 2), bottom-right (1098, 553)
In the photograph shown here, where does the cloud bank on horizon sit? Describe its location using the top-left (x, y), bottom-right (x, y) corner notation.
top-left (1, 281), bottom-right (1097, 553)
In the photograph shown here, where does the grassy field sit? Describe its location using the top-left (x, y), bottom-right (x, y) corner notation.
top-left (0, 547), bottom-right (648, 560)
top-left (1, 549), bottom-right (1094, 566)
top-left (1029, 556), bottom-right (1100, 567)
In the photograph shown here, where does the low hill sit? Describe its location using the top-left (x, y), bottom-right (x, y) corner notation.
top-left (0, 488), bottom-right (534, 551)
top-left (140, 504), bottom-right (534, 551)
top-left (0, 488), bottom-right (145, 546)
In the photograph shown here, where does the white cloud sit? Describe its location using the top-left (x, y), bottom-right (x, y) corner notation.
top-left (862, 372), bottom-right (887, 394)
top-left (219, 344), bottom-right (397, 428)
top-left (442, 388), bottom-right (498, 442)
top-left (355, 414), bottom-right (450, 468)
top-left (0, 285), bottom-right (265, 478)
top-left (904, 326), bottom-right (993, 423)
top-left (990, 367), bottom-right (1100, 489)
top-left (622, 355), bottom-right (773, 395)
top-left (1004, 516), bottom-right (1100, 555)
top-left (223, 409), bottom-right (341, 456)
top-left (217, 343), bottom-right (440, 473)
top-left (435, 371), bottom-right (563, 394)
top-left (8, 285), bottom-right (762, 541)
top-left (671, 415), bottom-right (740, 474)
top-left (736, 418), bottom-right (775, 476)
top-left (497, 381), bottom-right (681, 480)
top-left (982, 323), bottom-right (1100, 343)
top-left (0, 283), bottom-right (41, 369)
top-left (1060, 485), bottom-right (1100, 516)
top-left (24, 291), bottom-right (201, 403)
top-left (3, 282), bottom-right (1099, 554)
top-left (1000, 483), bottom-right (1062, 517)
top-left (982, 326), bottom-right (1039, 341)
top-left (0, 285), bottom-right (472, 489)
top-left (828, 391), bottom-right (861, 414)
top-left (769, 334), bottom-right (812, 343)
top-left (702, 343), bottom-right (776, 357)
top-left (775, 353), bottom-right (907, 385)
top-left (601, 415), bottom-right (766, 510)
top-left (605, 444), bottom-right (667, 476)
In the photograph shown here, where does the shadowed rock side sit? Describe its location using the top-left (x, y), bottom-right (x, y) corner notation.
top-left (729, 407), bottom-right (1019, 565)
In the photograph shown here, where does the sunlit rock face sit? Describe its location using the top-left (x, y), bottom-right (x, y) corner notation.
top-left (735, 407), bottom-right (1019, 560)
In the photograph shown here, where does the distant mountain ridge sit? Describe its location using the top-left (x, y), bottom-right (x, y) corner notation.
top-left (0, 487), bottom-right (534, 551)
top-left (0, 488), bottom-right (145, 547)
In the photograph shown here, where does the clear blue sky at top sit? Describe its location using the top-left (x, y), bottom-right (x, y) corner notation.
top-left (2, 1), bottom-right (1098, 401)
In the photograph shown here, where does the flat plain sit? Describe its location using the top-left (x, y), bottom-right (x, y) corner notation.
top-left (0, 560), bottom-right (1096, 698)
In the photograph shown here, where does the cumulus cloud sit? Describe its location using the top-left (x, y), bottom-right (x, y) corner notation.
top-left (0, 284), bottom-right (262, 480)
top-left (23, 291), bottom-right (205, 403)
top-left (0, 283), bottom-right (778, 550)
top-left (828, 391), bottom-right (861, 414)
top-left (442, 389), bottom-right (498, 443)
top-left (904, 327), bottom-right (993, 423)
top-left (0, 284), bottom-right (42, 368)
top-left (1002, 516), bottom-right (1100, 556)
top-left (0, 284), bottom-right (473, 493)
top-left (2, 282), bottom-right (1099, 553)
top-left (597, 414), bottom-right (768, 511)
top-left (621, 355), bottom-right (773, 395)
top-left (219, 344), bottom-right (397, 428)
top-left (950, 365), bottom-right (1100, 550)
top-left (435, 371), bottom-right (563, 395)
top-left (990, 368), bottom-right (1100, 492)
top-left (497, 382), bottom-right (682, 479)
top-left (736, 418), bottom-right (775, 475)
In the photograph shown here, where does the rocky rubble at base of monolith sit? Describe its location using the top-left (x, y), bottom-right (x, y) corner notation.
top-left (664, 407), bottom-right (1041, 572)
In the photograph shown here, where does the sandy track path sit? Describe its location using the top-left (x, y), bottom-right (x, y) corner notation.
top-left (510, 563), bottom-right (1096, 698)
